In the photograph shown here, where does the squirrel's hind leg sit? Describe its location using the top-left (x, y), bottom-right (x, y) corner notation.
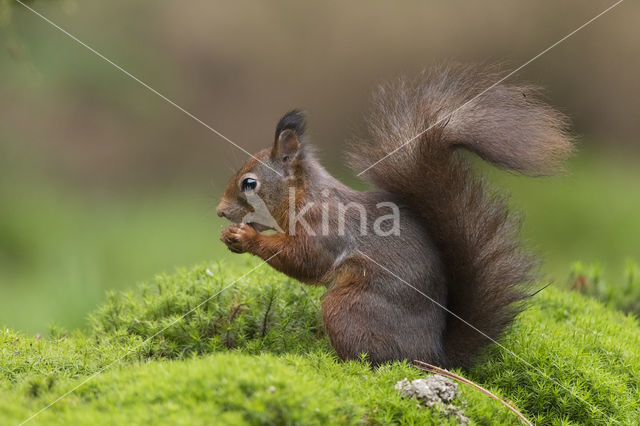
top-left (322, 260), bottom-right (446, 366)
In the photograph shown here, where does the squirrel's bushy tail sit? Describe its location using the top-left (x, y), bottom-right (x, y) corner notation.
top-left (349, 64), bottom-right (573, 368)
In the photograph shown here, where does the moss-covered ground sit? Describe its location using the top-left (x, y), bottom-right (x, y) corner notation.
top-left (1, 260), bottom-right (639, 425)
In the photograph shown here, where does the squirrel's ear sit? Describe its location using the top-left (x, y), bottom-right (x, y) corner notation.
top-left (272, 109), bottom-right (306, 164)
top-left (272, 129), bottom-right (300, 164)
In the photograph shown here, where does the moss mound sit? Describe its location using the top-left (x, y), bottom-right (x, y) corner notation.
top-left (1, 260), bottom-right (639, 424)
top-left (90, 262), bottom-right (329, 358)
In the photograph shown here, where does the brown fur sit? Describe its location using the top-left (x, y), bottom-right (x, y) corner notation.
top-left (217, 64), bottom-right (574, 368)
top-left (349, 64), bottom-right (573, 366)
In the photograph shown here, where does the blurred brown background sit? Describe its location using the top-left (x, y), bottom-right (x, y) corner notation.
top-left (3, 0), bottom-right (639, 184)
top-left (1, 0), bottom-right (639, 331)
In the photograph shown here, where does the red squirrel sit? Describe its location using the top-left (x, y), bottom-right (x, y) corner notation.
top-left (216, 64), bottom-right (573, 368)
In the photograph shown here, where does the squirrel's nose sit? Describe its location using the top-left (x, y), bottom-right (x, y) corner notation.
top-left (216, 201), bottom-right (228, 219)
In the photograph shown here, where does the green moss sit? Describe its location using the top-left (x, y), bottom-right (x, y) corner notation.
top-left (471, 288), bottom-right (640, 424)
top-left (1, 351), bottom-right (523, 425)
top-left (90, 261), bottom-right (330, 358)
top-left (1, 260), bottom-right (639, 424)
top-left (568, 260), bottom-right (640, 316)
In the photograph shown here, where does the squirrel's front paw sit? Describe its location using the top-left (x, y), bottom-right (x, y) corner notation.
top-left (220, 223), bottom-right (259, 254)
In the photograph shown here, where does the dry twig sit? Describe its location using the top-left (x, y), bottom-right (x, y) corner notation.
top-left (413, 360), bottom-right (532, 426)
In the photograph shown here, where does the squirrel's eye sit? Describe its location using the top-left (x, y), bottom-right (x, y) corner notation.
top-left (241, 177), bottom-right (258, 192)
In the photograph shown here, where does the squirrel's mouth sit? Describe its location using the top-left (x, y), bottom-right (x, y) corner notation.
top-left (247, 222), bottom-right (274, 233)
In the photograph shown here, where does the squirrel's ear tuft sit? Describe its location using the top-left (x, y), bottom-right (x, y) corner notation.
top-left (272, 109), bottom-right (306, 165)
top-left (275, 109), bottom-right (306, 141)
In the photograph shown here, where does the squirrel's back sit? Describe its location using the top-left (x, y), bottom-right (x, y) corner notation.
top-left (349, 63), bottom-right (573, 367)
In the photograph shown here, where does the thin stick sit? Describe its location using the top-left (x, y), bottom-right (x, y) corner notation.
top-left (413, 360), bottom-right (532, 426)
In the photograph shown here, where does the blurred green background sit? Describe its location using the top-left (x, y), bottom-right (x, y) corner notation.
top-left (1, 0), bottom-right (638, 333)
